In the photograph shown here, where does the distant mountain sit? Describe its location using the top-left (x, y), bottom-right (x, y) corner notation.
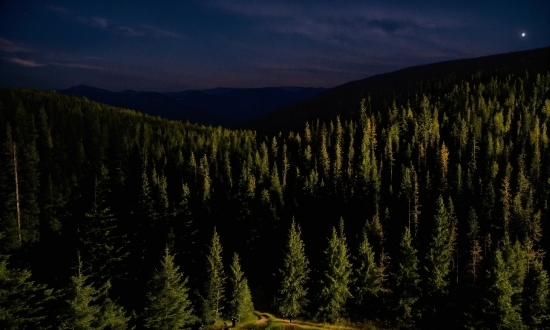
top-left (241, 46), bottom-right (550, 133)
top-left (58, 85), bottom-right (326, 127)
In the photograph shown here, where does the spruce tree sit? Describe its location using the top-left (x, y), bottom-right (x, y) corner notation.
top-left (80, 165), bottom-right (126, 283)
top-left (394, 227), bottom-right (420, 325)
top-left (522, 259), bottom-right (550, 327)
top-left (60, 257), bottom-right (130, 330)
top-left (0, 254), bottom-right (52, 329)
top-left (278, 219), bottom-right (310, 318)
top-left (60, 266), bottom-right (101, 329)
top-left (318, 218), bottom-right (352, 323)
top-left (425, 196), bottom-right (455, 298)
top-left (228, 253), bottom-right (254, 321)
top-left (202, 228), bottom-right (226, 324)
top-left (502, 239), bottom-right (527, 315)
top-left (355, 230), bottom-right (384, 306)
top-left (466, 208), bottom-right (483, 284)
top-left (143, 247), bottom-right (195, 330)
top-left (483, 248), bottom-right (523, 329)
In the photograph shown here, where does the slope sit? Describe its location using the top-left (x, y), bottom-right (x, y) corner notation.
top-left (241, 46), bottom-right (550, 133)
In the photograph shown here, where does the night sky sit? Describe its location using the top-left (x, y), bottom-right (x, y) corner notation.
top-left (1, 0), bottom-right (549, 92)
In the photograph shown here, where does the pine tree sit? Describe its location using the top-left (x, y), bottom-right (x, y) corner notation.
top-left (172, 182), bottom-right (197, 260)
top-left (502, 239), bottom-right (527, 319)
top-left (483, 248), bottom-right (523, 329)
top-left (80, 165), bottom-right (126, 283)
top-left (394, 227), bottom-right (420, 325)
top-left (522, 259), bottom-right (550, 327)
top-left (424, 196), bottom-right (455, 299)
top-left (318, 218), bottom-right (352, 323)
top-left (278, 219), bottom-right (310, 317)
top-left (354, 229), bottom-right (385, 313)
top-left (411, 168), bottom-right (421, 238)
top-left (400, 165), bottom-right (412, 230)
top-left (0, 254), bottom-right (52, 329)
top-left (60, 257), bottom-right (130, 330)
top-left (97, 293), bottom-right (132, 330)
top-left (202, 228), bottom-right (226, 324)
top-left (199, 154), bottom-right (211, 202)
top-left (270, 162), bottom-right (283, 207)
top-left (466, 208), bottom-right (483, 284)
top-left (143, 247), bottom-right (195, 330)
top-left (1, 124), bottom-right (40, 249)
top-left (228, 253), bottom-right (254, 321)
top-left (60, 264), bottom-right (101, 329)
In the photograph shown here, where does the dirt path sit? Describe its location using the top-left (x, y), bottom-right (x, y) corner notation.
top-left (254, 313), bottom-right (299, 329)
top-left (255, 313), bottom-right (269, 326)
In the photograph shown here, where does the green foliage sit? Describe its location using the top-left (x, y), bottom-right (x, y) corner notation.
top-left (143, 247), bottom-right (195, 330)
top-left (278, 219), bottom-right (310, 317)
top-left (1, 53), bottom-right (550, 328)
top-left (424, 196), bottom-right (456, 298)
top-left (354, 230), bottom-right (384, 304)
top-left (522, 259), bottom-right (550, 327)
top-left (393, 227), bottom-right (420, 325)
top-left (501, 239), bottom-right (527, 314)
top-left (79, 165), bottom-right (126, 283)
top-left (317, 218), bottom-right (352, 323)
top-left (60, 259), bottom-right (130, 330)
top-left (0, 254), bottom-right (52, 329)
top-left (483, 248), bottom-right (523, 329)
top-left (202, 228), bottom-right (226, 324)
top-left (228, 253), bottom-right (254, 321)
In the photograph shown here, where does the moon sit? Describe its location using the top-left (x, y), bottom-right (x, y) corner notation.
top-left (521, 32), bottom-right (526, 37)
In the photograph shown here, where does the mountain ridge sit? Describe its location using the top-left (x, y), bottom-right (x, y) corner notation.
top-left (240, 46), bottom-right (550, 133)
top-left (58, 85), bottom-right (326, 127)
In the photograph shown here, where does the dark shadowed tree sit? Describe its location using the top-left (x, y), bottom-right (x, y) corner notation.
top-left (0, 254), bottom-right (52, 329)
top-left (393, 227), bottom-right (420, 326)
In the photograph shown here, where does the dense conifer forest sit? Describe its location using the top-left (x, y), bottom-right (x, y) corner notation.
top-left (1, 50), bottom-right (550, 328)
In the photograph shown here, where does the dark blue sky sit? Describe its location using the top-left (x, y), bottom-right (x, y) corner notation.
top-left (1, 0), bottom-right (549, 91)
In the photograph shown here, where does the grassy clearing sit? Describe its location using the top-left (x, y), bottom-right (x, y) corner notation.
top-left (207, 312), bottom-right (380, 330)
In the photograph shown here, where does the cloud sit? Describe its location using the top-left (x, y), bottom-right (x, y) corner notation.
top-left (209, 1), bottom-right (470, 56)
top-left (48, 6), bottom-right (183, 39)
top-left (140, 25), bottom-right (184, 39)
top-left (8, 58), bottom-right (44, 67)
top-left (0, 38), bottom-right (35, 53)
top-left (51, 62), bottom-right (104, 70)
top-left (5, 56), bottom-right (104, 70)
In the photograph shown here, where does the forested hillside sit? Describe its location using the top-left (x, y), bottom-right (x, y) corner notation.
top-left (243, 46), bottom-right (550, 134)
top-left (1, 60), bottom-right (550, 328)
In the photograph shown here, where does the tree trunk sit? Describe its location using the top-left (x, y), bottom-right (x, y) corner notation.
top-left (9, 141), bottom-right (22, 246)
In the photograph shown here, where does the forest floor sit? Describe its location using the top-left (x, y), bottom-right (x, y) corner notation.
top-left (218, 311), bottom-right (380, 330)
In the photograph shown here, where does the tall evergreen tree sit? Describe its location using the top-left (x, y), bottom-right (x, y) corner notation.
top-left (355, 230), bottom-right (384, 306)
top-left (424, 196), bottom-right (455, 298)
top-left (60, 264), bottom-right (101, 330)
top-left (228, 253), bottom-right (254, 321)
top-left (278, 219), bottom-right (310, 318)
top-left (60, 257), bottom-right (130, 330)
top-left (143, 247), bottom-right (195, 330)
top-left (0, 254), bottom-right (52, 329)
top-left (79, 165), bottom-right (126, 283)
top-left (522, 258), bottom-right (550, 327)
top-left (499, 239), bottom-right (527, 312)
top-left (317, 218), bottom-right (352, 323)
top-left (466, 208), bottom-right (483, 284)
top-left (482, 248), bottom-right (523, 329)
top-left (202, 228), bottom-right (226, 324)
top-left (393, 227), bottom-right (420, 326)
